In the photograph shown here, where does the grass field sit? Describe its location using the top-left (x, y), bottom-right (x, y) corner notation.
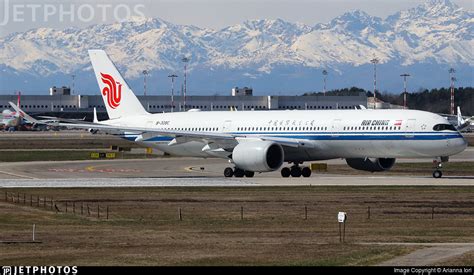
top-left (327, 161), bottom-right (474, 176)
top-left (1, 186), bottom-right (473, 266)
top-left (0, 150), bottom-right (161, 162)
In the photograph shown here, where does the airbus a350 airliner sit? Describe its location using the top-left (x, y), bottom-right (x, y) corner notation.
top-left (11, 50), bottom-right (468, 178)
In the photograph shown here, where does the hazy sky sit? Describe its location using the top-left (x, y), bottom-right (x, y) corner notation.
top-left (0, 0), bottom-right (472, 37)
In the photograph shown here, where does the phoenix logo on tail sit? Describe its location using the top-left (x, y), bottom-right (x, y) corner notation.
top-left (100, 72), bottom-right (122, 109)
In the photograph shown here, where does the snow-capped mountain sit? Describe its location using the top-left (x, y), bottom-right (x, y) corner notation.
top-left (0, 0), bottom-right (472, 94)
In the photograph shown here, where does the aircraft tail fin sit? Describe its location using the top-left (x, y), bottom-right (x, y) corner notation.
top-left (88, 50), bottom-right (148, 120)
top-left (17, 91), bottom-right (21, 107)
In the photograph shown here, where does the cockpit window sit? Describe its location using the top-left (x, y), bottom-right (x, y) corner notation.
top-left (433, 124), bottom-right (457, 131)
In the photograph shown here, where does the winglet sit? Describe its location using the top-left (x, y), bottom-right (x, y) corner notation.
top-left (456, 106), bottom-right (470, 131)
top-left (457, 106), bottom-right (462, 126)
top-left (8, 102), bottom-right (40, 124)
top-left (93, 107), bottom-right (99, 123)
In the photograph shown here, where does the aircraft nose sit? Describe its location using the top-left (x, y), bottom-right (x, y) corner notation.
top-left (449, 135), bottom-right (468, 154)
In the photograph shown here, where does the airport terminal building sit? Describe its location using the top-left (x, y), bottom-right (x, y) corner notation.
top-left (0, 90), bottom-right (367, 119)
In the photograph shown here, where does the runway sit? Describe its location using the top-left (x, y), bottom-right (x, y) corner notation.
top-left (0, 146), bottom-right (472, 187)
top-left (1, 174), bottom-right (473, 188)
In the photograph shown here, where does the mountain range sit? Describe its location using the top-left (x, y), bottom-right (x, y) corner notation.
top-left (0, 0), bottom-right (472, 95)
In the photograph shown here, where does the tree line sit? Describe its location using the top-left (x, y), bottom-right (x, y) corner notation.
top-left (303, 87), bottom-right (473, 116)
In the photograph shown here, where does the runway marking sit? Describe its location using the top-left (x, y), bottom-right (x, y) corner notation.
top-left (47, 166), bottom-right (142, 174)
top-left (185, 166), bottom-right (213, 174)
top-left (0, 170), bottom-right (37, 179)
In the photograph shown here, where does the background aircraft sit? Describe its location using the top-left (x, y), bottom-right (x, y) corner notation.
top-left (0, 93), bottom-right (23, 131)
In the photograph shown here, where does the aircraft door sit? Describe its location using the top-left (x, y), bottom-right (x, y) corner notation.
top-left (222, 120), bottom-right (232, 133)
top-left (405, 119), bottom-right (416, 138)
top-left (331, 119), bottom-right (342, 137)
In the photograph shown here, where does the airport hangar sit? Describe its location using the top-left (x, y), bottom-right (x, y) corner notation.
top-left (0, 87), bottom-right (368, 120)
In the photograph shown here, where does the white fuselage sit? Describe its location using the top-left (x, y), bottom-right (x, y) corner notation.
top-left (106, 109), bottom-right (467, 161)
top-left (1, 110), bottom-right (21, 128)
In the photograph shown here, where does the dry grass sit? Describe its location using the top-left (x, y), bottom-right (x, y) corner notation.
top-left (1, 186), bottom-right (473, 266)
top-left (0, 150), bottom-right (161, 162)
top-left (325, 162), bottom-right (474, 176)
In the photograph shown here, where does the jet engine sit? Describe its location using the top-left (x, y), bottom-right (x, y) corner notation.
top-left (232, 141), bottom-right (284, 172)
top-left (346, 158), bottom-right (396, 172)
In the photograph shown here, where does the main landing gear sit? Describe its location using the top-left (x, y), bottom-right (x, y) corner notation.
top-left (432, 157), bottom-right (448, 178)
top-left (281, 163), bottom-right (312, 178)
top-left (224, 167), bottom-right (254, 178)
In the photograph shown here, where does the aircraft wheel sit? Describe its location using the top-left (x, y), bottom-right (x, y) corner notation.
top-left (290, 166), bottom-right (302, 177)
top-left (301, 167), bottom-right (312, 177)
top-left (433, 170), bottom-right (442, 178)
top-left (281, 167), bottom-right (291, 178)
top-left (224, 167), bottom-right (234, 177)
top-left (234, 168), bottom-right (245, 178)
top-left (245, 171), bottom-right (255, 178)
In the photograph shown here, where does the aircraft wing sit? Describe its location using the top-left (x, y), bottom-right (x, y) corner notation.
top-left (41, 121), bottom-right (301, 147)
top-left (8, 102), bottom-right (40, 124)
top-left (37, 116), bottom-right (93, 125)
top-left (9, 102), bottom-right (302, 148)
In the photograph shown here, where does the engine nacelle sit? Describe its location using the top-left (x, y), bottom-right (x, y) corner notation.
top-left (346, 158), bottom-right (396, 172)
top-left (232, 141), bottom-right (284, 172)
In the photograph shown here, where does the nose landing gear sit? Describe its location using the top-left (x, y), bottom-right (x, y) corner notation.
top-left (433, 170), bottom-right (442, 178)
top-left (432, 157), bottom-right (448, 178)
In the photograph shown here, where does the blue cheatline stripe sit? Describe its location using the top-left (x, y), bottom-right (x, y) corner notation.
top-left (121, 134), bottom-right (462, 142)
top-left (233, 131), bottom-right (456, 135)
top-left (274, 134), bottom-right (461, 141)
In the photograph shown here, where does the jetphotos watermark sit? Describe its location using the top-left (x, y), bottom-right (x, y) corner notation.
top-left (1, 266), bottom-right (78, 275)
top-left (0, 0), bottom-right (146, 26)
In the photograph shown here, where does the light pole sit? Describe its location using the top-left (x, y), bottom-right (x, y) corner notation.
top-left (322, 70), bottom-right (328, 96)
top-left (182, 57), bottom-right (189, 111)
top-left (449, 68), bottom-right (456, 115)
top-left (71, 74), bottom-right (76, 95)
top-left (142, 70), bottom-right (149, 96)
top-left (370, 57), bottom-right (379, 109)
top-left (168, 74), bottom-right (178, 112)
top-left (400, 73), bottom-right (410, 109)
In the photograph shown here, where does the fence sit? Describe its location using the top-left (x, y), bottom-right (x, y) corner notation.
top-left (3, 191), bottom-right (474, 222)
top-left (3, 191), bottom-right (110, 220)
